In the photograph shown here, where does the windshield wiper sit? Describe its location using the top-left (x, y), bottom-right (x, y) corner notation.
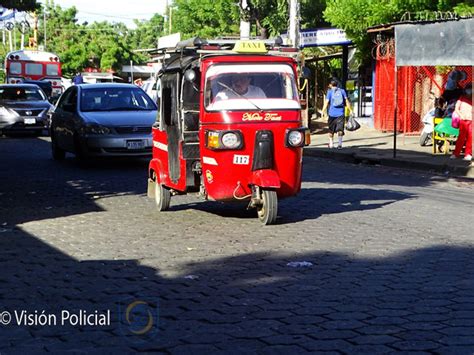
top-left (217, 81), bottom-right (263, 112)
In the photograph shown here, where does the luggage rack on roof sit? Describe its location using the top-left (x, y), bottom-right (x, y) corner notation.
top-left (155, 37), bottom-right (300, 58)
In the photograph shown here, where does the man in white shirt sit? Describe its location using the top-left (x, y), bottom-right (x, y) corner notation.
top-left (215, 74), bottom-right (266, 101)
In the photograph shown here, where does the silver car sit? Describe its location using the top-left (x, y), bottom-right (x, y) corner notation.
top-left (0, 84), bottom-right (53, 134)
top-left (50, 83), bottom-right (157, 159)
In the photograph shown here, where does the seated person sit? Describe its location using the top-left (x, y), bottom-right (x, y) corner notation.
top-left (215, 74), bottom-right (266, 101)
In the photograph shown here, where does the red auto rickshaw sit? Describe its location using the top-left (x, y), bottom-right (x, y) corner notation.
top-left (147, 38), bottom-right (310, 224)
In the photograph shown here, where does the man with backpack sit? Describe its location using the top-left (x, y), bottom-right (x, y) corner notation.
top-left (322, 79), bottom-right (352, 149)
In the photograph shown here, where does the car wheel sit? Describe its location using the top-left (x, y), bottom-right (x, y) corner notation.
top-left (51, 131), bottom-right (66, 160)
top-left (74, 134), bottom-right (87, 160)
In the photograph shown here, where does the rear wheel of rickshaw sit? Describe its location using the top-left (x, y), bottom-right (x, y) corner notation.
top-left (257, 190), bottom-right (278, 225)
top-left (154, 179), bottom-right (171, 211)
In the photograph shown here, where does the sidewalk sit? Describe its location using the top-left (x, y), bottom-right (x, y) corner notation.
top-left (304, 117), bottom-right (473, 179)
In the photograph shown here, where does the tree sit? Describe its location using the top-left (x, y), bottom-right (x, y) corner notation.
top-left (324, 0), bottom-right (474, 61)
top-left (129, 14), bottom-right (165, 50)
top-left (172, 0), bottom-right (240, 38)
top-left (35, 2), bottom-right (149, 76)
top-left (1, 0), bottom-right (39, 11)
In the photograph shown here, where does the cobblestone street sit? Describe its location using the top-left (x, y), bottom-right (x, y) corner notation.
top-left (0, 136), bottom-right (473, 353)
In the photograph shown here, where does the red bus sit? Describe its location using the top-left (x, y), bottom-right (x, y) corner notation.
top-left (5, 49), bottom-right (63, 96)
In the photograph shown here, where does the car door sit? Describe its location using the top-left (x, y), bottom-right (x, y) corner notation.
top-left (62, 87), bottom-right (79, 152)
top-left (53, 87), bottom-right (77, 152)
top-left (51, 88), bottom-right (71, 150)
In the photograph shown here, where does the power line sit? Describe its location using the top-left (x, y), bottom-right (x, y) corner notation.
top-left (76, 10), bottom-right (163, 20)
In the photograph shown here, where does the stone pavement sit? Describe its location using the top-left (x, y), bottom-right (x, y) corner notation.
top-left (0, 136), bottom-right (473, 353)
top-left (305, 117), bottom-right (473, 179)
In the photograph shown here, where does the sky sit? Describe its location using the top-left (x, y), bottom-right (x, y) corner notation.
top-left (37, 0), bottom-right (168, 28)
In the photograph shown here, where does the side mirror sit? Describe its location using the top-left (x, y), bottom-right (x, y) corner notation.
top-left (301, 67), bottom-right (311, 80)
top-left (184, 69), bottom-right (197, 82)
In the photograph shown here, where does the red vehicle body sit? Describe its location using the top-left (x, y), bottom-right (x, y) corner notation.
top-left (147, 39), bottom-right (309, 224)
top-left (5, 50), bottom-right (63, 97)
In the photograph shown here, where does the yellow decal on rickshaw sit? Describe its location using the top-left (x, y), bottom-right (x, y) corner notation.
top-left (205, 170), bottom-right (214, 183)
top-left (242, 112), bottom-right (282, 122)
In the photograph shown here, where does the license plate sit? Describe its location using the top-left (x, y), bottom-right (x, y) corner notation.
top-left (126, 140), bottom-right (145, 150)
top-left (24, 118), bottom-right (36, 125)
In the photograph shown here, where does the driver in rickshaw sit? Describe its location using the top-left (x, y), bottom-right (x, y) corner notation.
top-left (215, 74), bottom-right (266, 101)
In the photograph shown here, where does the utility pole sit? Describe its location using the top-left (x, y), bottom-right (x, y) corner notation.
top-left (239, 0), bottom-right (251, 39)
top-left (288, 0), bottom-right (300, 48)
top-left (168, 7), bottom-right (173, 34)
top-left (44, 11), bottom-right (47, 49)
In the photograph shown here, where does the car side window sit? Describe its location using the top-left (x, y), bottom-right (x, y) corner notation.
top-left (57, 89), bottom-right (72, 110)
top-left (61, 88), bottom-right (77, 113)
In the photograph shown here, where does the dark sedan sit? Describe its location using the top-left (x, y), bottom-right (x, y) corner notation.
top-left (50, 83), bottom-right (157, 159)
top-left (0, 84), bottom-right (54, 134)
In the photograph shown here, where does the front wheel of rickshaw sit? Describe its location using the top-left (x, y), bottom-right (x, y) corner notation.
top-left (257, 190), bottom-right (278, 225)
top-left (154, 180), bottom-right (171, 211)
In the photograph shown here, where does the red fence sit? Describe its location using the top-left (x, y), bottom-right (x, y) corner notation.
top-left (374, 57), bottom-right (472, 134)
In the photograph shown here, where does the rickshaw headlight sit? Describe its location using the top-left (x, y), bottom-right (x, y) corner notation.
top-left (287, 130), bottom-right (304, 147)
top-left (206, 130), bottom-right (243, 150)
top-left (221, 132), bottom-right (240, 149)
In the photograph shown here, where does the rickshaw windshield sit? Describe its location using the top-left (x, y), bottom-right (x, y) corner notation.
top-left (205, 64), bottom-right (300, 111)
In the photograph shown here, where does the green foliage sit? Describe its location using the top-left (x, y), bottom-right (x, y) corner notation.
top-left (453, 2), bottom-right (474, 14)
top-left (301, 0), bottom-right (330, 29)
top-left (29, 1), bottom-right (166, 77)
top-left (324, 0), bottom-right (472, 61)
top-left (4, 0), bottom-right (471, 80)
top-left (172, 0), bottom-right (240, 38)
top-left (1, 0), bottom-right (39, 11)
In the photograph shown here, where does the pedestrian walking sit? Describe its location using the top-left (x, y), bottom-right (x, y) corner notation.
top-left (72, 72), bottom-right (84, 85)
top-left (450, 83), bottom-right (472, 161)
top-left (134, 78), bottom-right (143, 87)
top-left (322, 79), bottom-right (352, 149)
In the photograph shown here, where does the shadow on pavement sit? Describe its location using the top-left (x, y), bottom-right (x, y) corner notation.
top-left (0, 137), bottom-right (148, 226)
top-left (1, 228), bottom-right (473, 353)
top-left (168, 186), bottom-right (413, 224)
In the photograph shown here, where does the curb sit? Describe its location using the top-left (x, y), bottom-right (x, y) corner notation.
top-left (303, 148), bottom-right (474, 179)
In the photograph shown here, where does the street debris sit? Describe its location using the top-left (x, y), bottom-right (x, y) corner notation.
top-left (287, 261), bottom-right (313, 268)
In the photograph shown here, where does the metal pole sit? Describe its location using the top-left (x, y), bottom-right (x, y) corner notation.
top-left (13, 25), bottom-right (16, 50)
top-left (8, 29), bottom-right (13, 52)
top-left (168, 7), bottom-right (172, 34)
top-left (393, 65), bottom-right (398, 159)
top-left (239, 0), bottom-right (250, 39)
top-left (20, 22), bottom-right (25, 49)
top-left (44, 11), bottom-right (47, 49)
top-left (314, 60), bottom-right (318, 119)
top-left (130, 60), bottom-right (134, 83)
top-left (288, 0), bottom-right (300, 48)
top-left (342, 45), bottom-right (348, 90)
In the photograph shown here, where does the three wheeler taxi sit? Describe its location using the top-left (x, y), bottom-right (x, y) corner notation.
top-left (147, 38), bottom-right (310, 224)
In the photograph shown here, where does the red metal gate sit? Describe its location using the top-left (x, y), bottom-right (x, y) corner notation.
top-left (374, 56), bottom-right (472, 133)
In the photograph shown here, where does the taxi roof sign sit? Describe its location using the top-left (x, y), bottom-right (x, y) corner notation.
top-left (233, 40), bottom-right (268, 54)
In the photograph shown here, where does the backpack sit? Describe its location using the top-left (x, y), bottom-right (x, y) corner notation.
top-left (331, 88), bottom-right (344, 107)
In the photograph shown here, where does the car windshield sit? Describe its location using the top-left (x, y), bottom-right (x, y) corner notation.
top-left (0, 86), bottom-right (47, 101)
top-left (205, 63), bottom-right (300, 111)
top-left (80, 87), bottom-right (157, 112)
